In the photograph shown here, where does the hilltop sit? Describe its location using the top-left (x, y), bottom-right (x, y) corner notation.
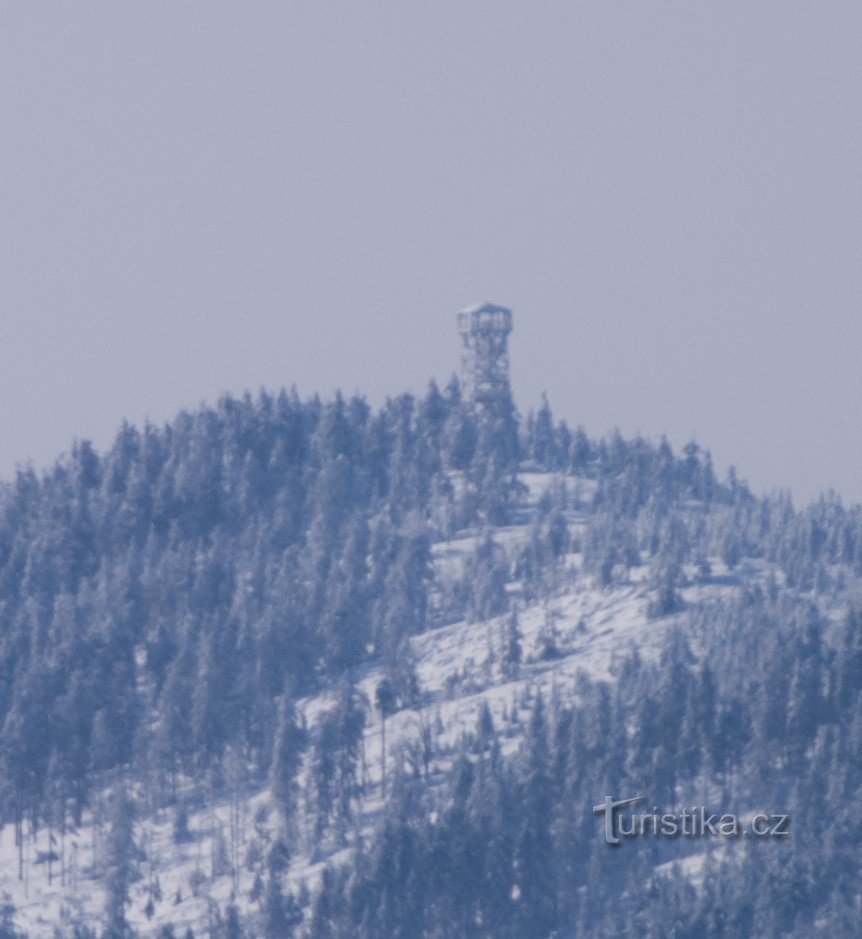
top-left (0, 383), bottom-right (860, 936)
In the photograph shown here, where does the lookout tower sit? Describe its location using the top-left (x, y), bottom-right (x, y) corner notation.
top-left (457, 303), bottom-right (513, 408)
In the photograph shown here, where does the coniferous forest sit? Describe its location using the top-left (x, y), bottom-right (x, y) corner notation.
top-left (1, 380), bottom-right (861, 936)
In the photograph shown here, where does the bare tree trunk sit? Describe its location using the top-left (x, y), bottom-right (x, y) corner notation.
top-left (16, 815), bottom-right (23, 882)
top-left (380, 716), bottom-right (387, 796)
top-left (23, 819), bottom-right (30, 898)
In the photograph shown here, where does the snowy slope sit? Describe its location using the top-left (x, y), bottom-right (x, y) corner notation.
top-left (0, 471), bottom-right (757, 936)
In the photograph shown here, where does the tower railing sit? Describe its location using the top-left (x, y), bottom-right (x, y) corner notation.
top-left (458, 303), bottom-right (513, 406)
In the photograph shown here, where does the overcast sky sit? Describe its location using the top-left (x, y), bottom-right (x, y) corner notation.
top-left (1, 3), bottom-right (860, 504)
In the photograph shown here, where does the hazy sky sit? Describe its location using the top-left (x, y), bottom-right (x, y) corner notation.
top-left (1, 4), bottom-right (860, 504)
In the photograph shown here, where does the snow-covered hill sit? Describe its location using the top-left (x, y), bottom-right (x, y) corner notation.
top-left (0, 469), bottom-right (778, 937)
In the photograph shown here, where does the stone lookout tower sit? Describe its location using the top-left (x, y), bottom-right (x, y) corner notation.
top-left (457, 302), bottom-right (513, 408)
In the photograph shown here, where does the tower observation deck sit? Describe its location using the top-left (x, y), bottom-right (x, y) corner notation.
top-left (457, 303), bottom-right (513, 408)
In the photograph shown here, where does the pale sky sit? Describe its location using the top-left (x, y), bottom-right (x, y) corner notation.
top-left (1, 3), bottom-right (860, 504)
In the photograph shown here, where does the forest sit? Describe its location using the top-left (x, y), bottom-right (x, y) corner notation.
top-left (0, 379), bottom-right (860, 936)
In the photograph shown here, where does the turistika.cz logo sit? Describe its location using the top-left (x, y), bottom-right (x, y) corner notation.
top-left (593, 796), bottom-right (791, 846)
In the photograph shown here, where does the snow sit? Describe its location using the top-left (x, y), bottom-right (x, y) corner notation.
top-left (0, 470), bottom-right (747, 936)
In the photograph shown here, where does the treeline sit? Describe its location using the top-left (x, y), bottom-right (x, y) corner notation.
top-left (2, 378), bottom-right (862, 934)
top-left (0, 379), bottom-right (727, 831)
